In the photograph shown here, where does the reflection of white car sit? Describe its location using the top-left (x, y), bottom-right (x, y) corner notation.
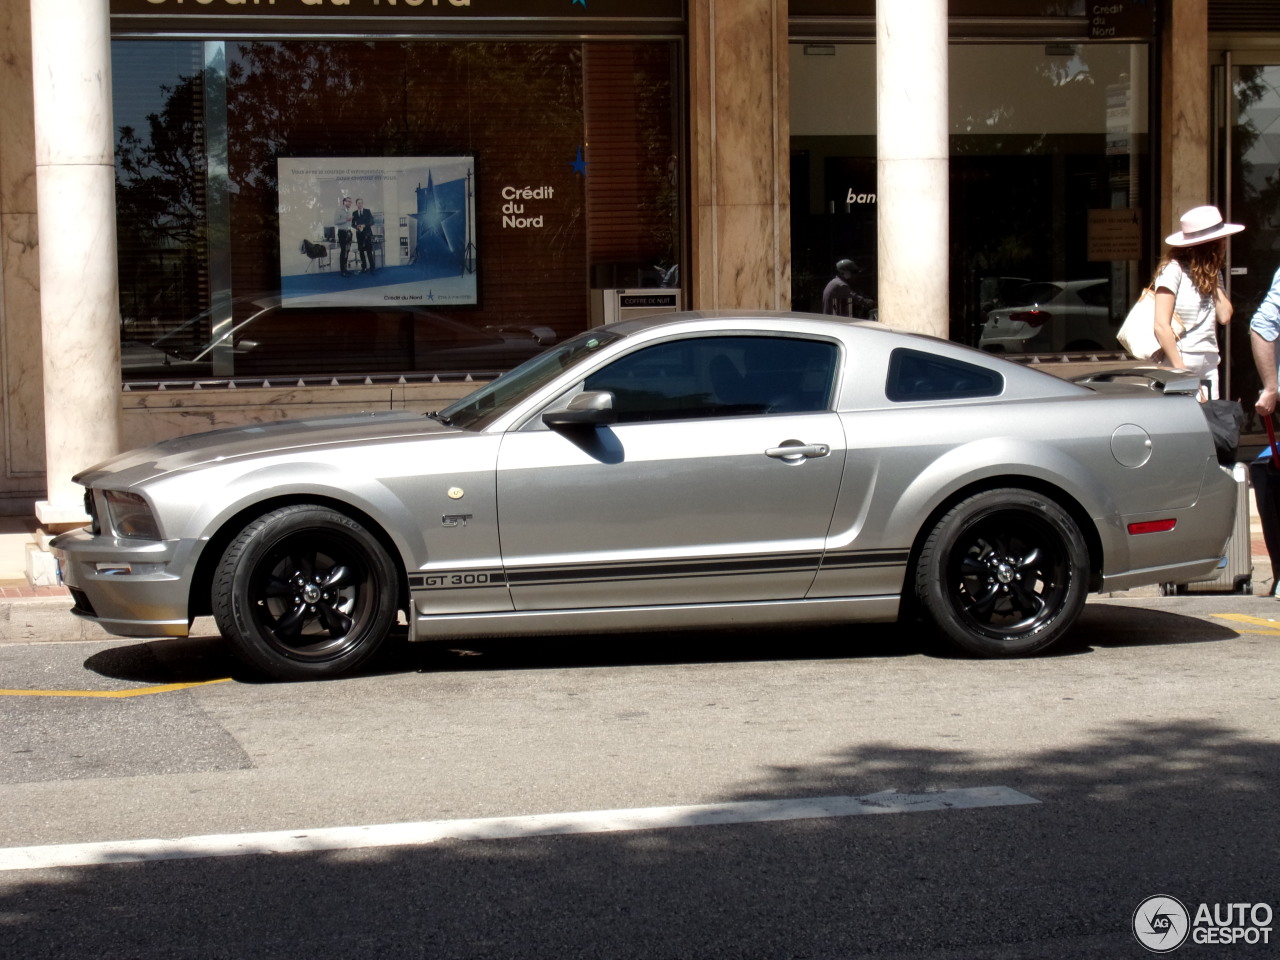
top-left (122, 296), bottom-right (557, 381)
top-left (979, 280), bottom-right (1118, 354)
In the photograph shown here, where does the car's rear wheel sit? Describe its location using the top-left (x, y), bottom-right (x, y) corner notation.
top-left (213, 504), bottom-right (398, 681)
top-left (914, 488), bottom-right (1087, 657)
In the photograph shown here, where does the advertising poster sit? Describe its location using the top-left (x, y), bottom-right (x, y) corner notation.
top-left (277, 156), bottom-right (477, 308)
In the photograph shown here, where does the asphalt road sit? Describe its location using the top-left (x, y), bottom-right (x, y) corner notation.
top-left (1, 595), bottom-right (1278, 959)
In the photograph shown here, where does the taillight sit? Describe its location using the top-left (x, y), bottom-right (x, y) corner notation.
top-left (1009, 310), bottom-right (1051, 328)
top-left (1128, 519), bottom-right (1177, 535)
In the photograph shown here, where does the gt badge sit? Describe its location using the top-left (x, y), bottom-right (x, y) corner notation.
top-left (441, 515), bottom-right (472, 527)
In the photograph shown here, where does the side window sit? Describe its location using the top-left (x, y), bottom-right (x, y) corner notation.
top-left (1074, 280), bottom-right (1111, 308)
top-left (886, 348), bottom-right (1003, 402)
top-left (584, 336), bottom-right (838, 423)
top-left (584, 340), bottom-right (708, 422)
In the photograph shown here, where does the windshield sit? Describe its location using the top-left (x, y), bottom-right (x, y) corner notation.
top-left (437, 327), bottom-right (626, 430)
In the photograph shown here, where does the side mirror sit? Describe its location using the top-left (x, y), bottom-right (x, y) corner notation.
top-left (542, 390), bottom-right (617, 430)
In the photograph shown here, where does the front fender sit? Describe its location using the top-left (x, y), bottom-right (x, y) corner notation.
top-left (187, 462), bottom-right (431, 565)
top-left (143, 433), bottom-right (503, 576)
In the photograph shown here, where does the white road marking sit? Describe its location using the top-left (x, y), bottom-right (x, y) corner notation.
top-left (0, 787), bottom-right (1037, 872)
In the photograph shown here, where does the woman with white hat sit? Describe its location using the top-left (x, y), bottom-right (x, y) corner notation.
top-left (1153, 204), bottom-right (1244, 398)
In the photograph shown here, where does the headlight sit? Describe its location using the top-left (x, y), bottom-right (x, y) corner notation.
top-left (103, 490), bottom-right (161, 540)
top-left (84, 488), bottom-right (101, 536)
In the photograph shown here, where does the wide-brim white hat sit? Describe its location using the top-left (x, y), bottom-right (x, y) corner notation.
top-left (1165, 205), bottom-right (1244, 246)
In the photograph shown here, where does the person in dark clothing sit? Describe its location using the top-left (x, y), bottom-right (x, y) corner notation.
top-left (352, 198), bottom-right (377, 275)
top-left (1249, 261), bottom-right (1280, 597)
top-left (822, 259), bottom-right (876, 319)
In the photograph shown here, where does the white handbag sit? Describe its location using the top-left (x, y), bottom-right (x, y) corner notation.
top-left (1117, 283), bottom-right (1183, 361)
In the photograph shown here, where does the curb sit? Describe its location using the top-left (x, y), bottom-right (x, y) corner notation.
top-left (0, 594), bottom-right (225, 645)
top-left (0, 596), bottom-right (114, 644)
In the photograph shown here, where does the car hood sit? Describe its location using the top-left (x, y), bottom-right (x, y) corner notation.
top-left (75, 410), bottom-right (456, 487)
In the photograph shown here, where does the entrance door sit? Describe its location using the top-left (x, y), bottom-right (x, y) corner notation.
top-left (1220, 55), bottom-right (1280, 406)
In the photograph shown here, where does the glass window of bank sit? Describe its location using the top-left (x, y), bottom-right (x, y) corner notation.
top-left (111, 38), bottom-right (683, 384)
top-left (790, 37), bottom-right (1150, 354)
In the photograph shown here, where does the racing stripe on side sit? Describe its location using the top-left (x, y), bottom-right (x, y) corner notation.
top-left (818, 550), bottom-right (912, 571)
top-left (410, 551), bottom-right (912, 593)
top-left (503, 553), bottom-right (822, 588)
top-left (501, 550), bottom-right (910, 589)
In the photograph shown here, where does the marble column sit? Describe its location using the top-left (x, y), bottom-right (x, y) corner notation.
top-left (30, 0), bottom-right (121, 524)
top-left (688, 0), bottom-right (790, 311)
top-left (0, 0), bottom-right (47, 515)
top-left (1161, 0), bottom-right (1209, 236)
top-left (876, 0), bottom-right (948, 337)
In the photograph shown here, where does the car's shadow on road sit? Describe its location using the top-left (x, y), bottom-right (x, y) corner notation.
top-left (375, 621), bottom-right (929, 676)
top-left (81, 601), bottom-right (1241, 685)
top-left (83, 621), bottom-right (927, 685)
top-left (1059, 601), bottom-right (1241, 654)
top-left (82, 632), bottom-right (251, 685)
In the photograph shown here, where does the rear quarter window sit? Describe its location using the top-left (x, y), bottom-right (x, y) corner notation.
top-left (886, 348), bottom-right (1004, 402)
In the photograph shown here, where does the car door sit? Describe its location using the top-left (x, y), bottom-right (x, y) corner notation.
top-left (495, 334), bottom-right (846, 610)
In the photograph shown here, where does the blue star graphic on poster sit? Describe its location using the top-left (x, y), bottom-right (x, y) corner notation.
top-left (572, 0), bottom-right (586, 7)
top-left (571, 146), bottom-right (588, 175)
top-left (409, 171), bottom-right (465, 277)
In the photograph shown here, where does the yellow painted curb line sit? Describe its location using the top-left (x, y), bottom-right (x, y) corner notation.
top-left (0, 678), bottom-right (232, 698)
top-left (1212, 613), bottom-right (1280, 635)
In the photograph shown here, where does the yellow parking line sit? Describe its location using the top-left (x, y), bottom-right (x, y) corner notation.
top-left (0, 678), bottom-right (232, 698)
top-left (1212, 613), bottom-right (1280, 635)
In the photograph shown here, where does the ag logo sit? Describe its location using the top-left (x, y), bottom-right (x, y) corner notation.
top-left (1134, 895), bottom-right (1190, 953)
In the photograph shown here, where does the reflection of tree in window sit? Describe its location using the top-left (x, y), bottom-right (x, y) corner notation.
top-left (1233, 66), bottom-right (1280, 252)
top-left (113, 38), bottom-right (681, 379)
top-left (114, 44), bottom-right (209, 355)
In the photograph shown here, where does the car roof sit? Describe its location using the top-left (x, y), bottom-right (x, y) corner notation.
top-left (594, 310), bottom-right (1089, 399)
top-left (605, 309), bottom-right (868, 337)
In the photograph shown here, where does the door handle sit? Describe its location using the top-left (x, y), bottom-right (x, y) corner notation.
top-left (765, 442), bottom-right (830, 460)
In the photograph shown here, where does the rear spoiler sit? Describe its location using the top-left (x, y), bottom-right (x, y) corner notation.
top-left (1070, 366), bottom-right (1203, 396)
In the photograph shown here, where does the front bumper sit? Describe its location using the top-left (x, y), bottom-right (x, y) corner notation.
top-left (51, 528), bottom-right (199, 638)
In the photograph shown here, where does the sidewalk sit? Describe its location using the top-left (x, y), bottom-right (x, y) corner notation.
top-left (0, 579), bottom-right (102, 643)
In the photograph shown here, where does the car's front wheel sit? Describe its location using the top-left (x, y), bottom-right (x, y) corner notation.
top-left (212, 504), bottom-right (398, 681)
top-left (914, 488), bottom-right (1088, 657)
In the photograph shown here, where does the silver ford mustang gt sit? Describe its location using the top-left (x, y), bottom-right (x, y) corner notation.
top-left (54, 312), bottom-right (1238, 681)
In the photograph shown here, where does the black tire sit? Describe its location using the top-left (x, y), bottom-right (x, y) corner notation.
top-left (914, 488), bottom-right (1088, 657)
top-left (212, 504), bottom-right (398, 681)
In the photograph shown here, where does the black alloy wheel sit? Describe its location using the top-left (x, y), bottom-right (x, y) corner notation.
top-left (213, 505), bottom-right (398, 680)
top-left (915, 488), bottom-right (1088, 657)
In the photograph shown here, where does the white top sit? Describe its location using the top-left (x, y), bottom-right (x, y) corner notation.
top-left (1155, 260), bottom-right (1218, 359)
